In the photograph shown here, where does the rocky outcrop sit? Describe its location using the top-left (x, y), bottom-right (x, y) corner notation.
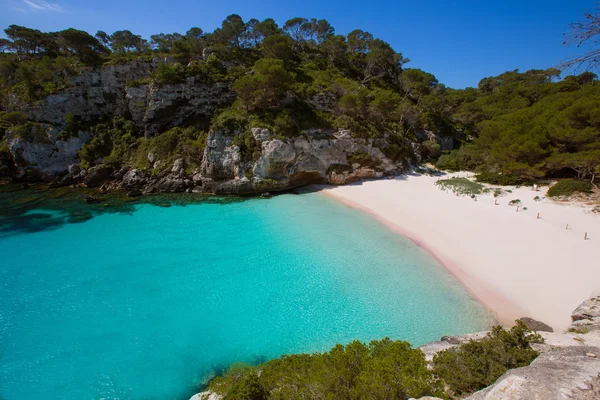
top-left (465, 346), bottom-right (600, 400)
top-left (570, 296), bottom-right (600, 333)
top-left (5, 124), bottom-right (91, 180)
top-left (134, 79), bottom-right (235, 137)
top-left (29, 60), bottom-right (154, 126)
top-left (22, 59), bottom-right (235, 138)
top-left (198, 129), bottom-right (403, 194)
top-left (519, 317), bottom-right (554, 332)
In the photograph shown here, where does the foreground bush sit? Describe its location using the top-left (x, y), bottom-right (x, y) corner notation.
top-left (432, 321), bottom-right (542, 396)
top-left (547, 179), bottom-right (593, 197)
top-left (209, 338), bottom-right (446, 400)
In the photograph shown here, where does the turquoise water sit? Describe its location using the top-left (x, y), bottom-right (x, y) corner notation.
top-left (0, 191), bottom-right (492, 400)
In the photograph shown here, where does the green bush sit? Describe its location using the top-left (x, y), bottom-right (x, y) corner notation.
top-left (547, 179), bottom-right (593, 197)
top-left (435, 177), bottom-right (484, 196)
top-left (435, 153), bottom-right (459, 171)
top-left (475, 171), bottom-right (522, 186)
top-left (432, 321), bottom-right (542, 396)
top-left (209, 338), bottom-right (446, 400)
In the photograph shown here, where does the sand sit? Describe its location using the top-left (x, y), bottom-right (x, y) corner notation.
top-left (321, 173), bottom-right (600, 331)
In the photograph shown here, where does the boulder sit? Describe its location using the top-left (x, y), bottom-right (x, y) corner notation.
top-left (519, 317), bottom-right (554, 332)
top-left (156, 176), bottom-right (187, 192)
top-left (189, 391), bottom-right (222, 400)
top-left (465, 346), bottom-right (600, 400)
top-left (570, 297), bottom-right (600, 333)
top-left (83, 166), bottom-right (113, 188)
top-left (251, 128), bottom-right (271, 142)
top-left (121, 169), bottom-right (146, 190)
top-left (572, 297), bottom-right (600, 322)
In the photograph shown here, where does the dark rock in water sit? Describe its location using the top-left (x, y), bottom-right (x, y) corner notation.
top-left (127, 189), bottom-right (142, 197)
top-left (83, 167), bottom-right (113, 188)
top-left (48, 174), bottom-right (75, 188)
top-left (83, 195), bottom-right (101, 204)
top-left (261, 192), bottom-right (272, 198)
top-left (519, 317), bottom-right (554, 332)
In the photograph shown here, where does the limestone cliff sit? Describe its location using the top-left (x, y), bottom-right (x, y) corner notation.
top-left (0, 59), bottom-right (440, 194)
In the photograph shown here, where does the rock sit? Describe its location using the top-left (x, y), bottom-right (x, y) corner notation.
top-left (30, 60), bottom-right (153, 126)
top-left (261, 192), bottom-right (272, 198)
top-left (172, 158), bottom-right (184, 174)
top-left (189, 391), bottom-right (222, 400)
top-left (83, 195), bottom-right (101, 204)
top-left (572, 297), bottom-right (600, 322)
top-left (126, 189), bottom-right (142, 197)
top-left (83, 166), bottom-right (113, 188)
top-left (519, 317), bottom-right (554, 332)
top-left (147, 152), bottom-right (156, 164)
top-left (569, 297), bottom-right (600, 333)
top-left (68, 164), bottom-right (81, 175)
top-left (156, 176), bottom-right (187, 193)
top-left (251, 128), bottom-right (272, 142)
top-left (6, 125), bottom-right (91, 176)
top-left (465, 346), bottom-right (600, 400)
top-left (200, 131), bottom-right (243, 180)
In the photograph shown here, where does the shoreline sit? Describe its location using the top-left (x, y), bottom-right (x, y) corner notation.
top-left (320, 189), bottom-right (521, 326)
top-left (318, 173), bottom-right (600, 331)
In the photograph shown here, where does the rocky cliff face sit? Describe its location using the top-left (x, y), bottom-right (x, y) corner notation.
top-left (0, 59), bottom-right (425, 194)
top-left (70, 128), bottom-right (405, 196)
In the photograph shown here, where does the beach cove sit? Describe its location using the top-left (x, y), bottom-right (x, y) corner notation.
top-left (0, 189), bottom-right (492, 400)
top-left (322, 173), bottom-right (600, 331)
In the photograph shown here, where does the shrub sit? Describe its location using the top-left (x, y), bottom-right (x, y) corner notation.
top-left (534, 196), bottom-right (541, 201)
top-left (508, 199), bottom-right (521, 206)
top-left (547, 179), bottom-right (593, 197)
top-left (422, 140), bottom-right (442, 159)
top-left (433, 321), bottom-right (542, 396)
top-left (436, 177), bottom-right (484, 196)
top-left (475, 171), bottom-right (522, 185)
top-left (435, 153), bottom-right (459, 171)
top-left (209, 338), bottom-right (446, 400)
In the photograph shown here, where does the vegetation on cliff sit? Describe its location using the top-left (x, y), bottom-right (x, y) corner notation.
top-left (206, 322), bottom-right (542, 400)
top-left (0, 11), bottom-right (599, 189)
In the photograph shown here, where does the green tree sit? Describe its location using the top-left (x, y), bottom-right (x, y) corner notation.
top-left (233, 58), bottom-right (295, 110)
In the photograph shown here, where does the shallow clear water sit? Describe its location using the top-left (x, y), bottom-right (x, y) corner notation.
top-left (0, 191), bottom-right (492, 400)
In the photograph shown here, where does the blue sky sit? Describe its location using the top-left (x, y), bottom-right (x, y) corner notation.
top-left (0, 0), bottom-right (597, 88)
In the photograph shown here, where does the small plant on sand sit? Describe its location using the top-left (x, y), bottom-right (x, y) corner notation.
top-left (593, 206), bottom-right (600, 213)
top-left (435, 177), bottom-right (484, 196)
top-left (493, 188), bottom-right (504, 197)
top-left (508, 199), bottom-right (521, 206)
top-left (534, 196), bottom-right (541, 201)
top-left (568, 327), bottom-right (589, 334)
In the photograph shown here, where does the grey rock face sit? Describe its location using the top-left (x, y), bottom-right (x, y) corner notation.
top-left (570, 297), bottom-right (600, 333)
top-left (519, 317), bottom-right (554, 332)
top-left (5, 125), bottom-right (90, 177)
top-left (140, 79), bottom-right (235, 137)
top-left (29, 60), bottom-right (153, 126)
top-left (465, 346), bottom-right (600, 400)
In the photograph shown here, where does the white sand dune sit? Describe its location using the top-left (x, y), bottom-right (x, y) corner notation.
top-left (321, 173), bottom-right (600, 331)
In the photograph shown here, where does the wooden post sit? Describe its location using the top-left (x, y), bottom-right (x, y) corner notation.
top-left (495, 199), bottom-right (498, 205)
top-left (516, 206), bottom-right (519, 212)
top-left (566, 224), bottom-right (569, 230)
top-left (537, 213), bottom-right (540, 219)
top-left (585, 232), bottom-right (588, 240)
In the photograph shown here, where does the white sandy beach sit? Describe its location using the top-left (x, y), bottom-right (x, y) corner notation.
top-left (321, 173), bottom-right (600, 331)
